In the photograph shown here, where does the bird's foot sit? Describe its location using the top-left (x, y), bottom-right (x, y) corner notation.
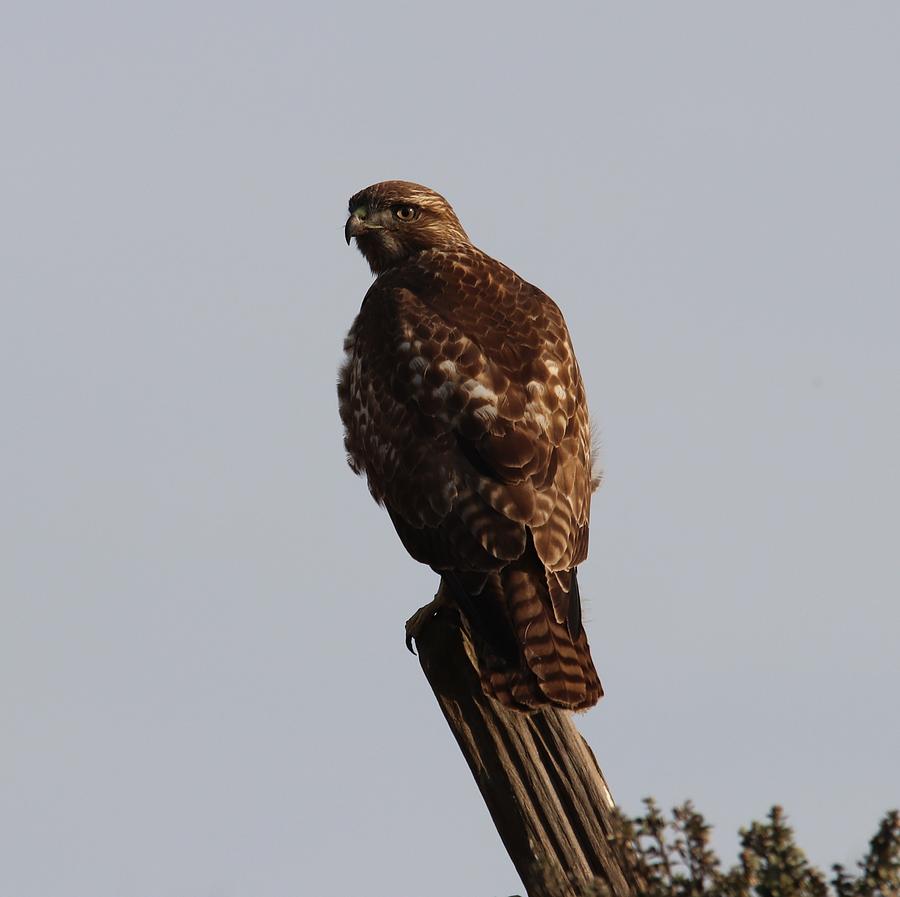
top-left (405, 586), bottom-right (448, 655)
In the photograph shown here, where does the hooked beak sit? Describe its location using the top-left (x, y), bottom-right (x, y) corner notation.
top-left (344, 216), bottom-right (357, 245)
top-left (345, 206), bottom-right (369, 245)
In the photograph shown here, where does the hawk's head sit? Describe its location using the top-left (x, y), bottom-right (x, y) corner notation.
top-left (345, 181), bottom-right (470, 274)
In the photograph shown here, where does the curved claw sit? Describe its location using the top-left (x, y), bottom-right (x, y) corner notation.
top-left (405, 590), bottom-right (446, 656)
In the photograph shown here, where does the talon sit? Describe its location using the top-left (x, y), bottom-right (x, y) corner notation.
top-left (405, 587), bottom-right (447, 656)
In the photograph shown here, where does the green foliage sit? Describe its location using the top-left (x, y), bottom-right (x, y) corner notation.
top-left (604, 800), bottom-right (899, 897)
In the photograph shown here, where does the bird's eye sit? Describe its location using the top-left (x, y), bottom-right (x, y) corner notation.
top-left (393, 205), bottom-right (418, 221)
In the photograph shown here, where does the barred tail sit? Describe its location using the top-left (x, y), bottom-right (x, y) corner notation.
top-left (446, 563), bottom-right (603, 713)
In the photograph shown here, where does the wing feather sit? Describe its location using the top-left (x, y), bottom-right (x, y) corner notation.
top-left (338, 244), bottom-right (601, 709)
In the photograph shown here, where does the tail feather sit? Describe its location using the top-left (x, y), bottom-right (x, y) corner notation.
top-left (446, 557), bottom-right (603, 713)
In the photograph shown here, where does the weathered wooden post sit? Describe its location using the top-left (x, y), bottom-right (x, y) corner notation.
top-left (414, 606), bottom-right (636, 897)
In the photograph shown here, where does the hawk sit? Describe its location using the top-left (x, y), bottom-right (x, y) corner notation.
top-left (338, 181), bottom-right (602, 711)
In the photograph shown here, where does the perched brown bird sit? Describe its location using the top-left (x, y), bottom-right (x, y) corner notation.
top-left (338, 181), bottom-right (602, 711)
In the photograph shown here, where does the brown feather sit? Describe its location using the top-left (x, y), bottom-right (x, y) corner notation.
top-left (339, 181), bottom-right (603, 711)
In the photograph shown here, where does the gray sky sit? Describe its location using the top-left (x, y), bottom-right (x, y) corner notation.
top-left (2, 3), bottom-right (898, 896)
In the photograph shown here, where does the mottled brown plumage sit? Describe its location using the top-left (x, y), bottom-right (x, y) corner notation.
top-left (338, 181), bottom-right (602, 711)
